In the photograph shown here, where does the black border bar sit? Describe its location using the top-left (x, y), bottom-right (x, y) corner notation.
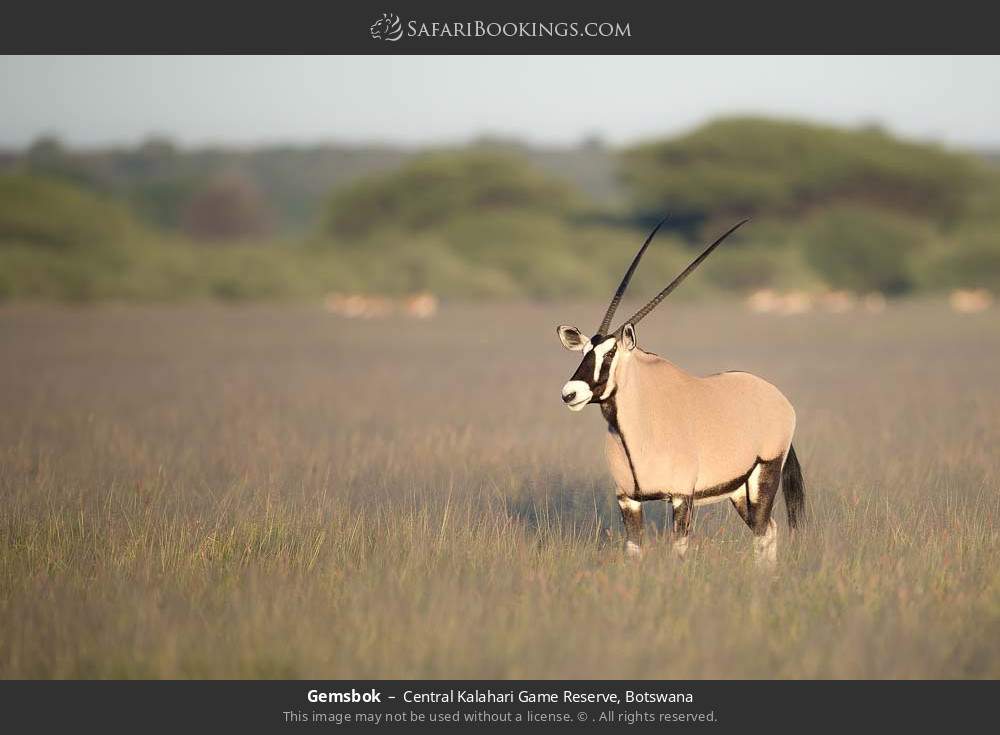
top-left (1, 680), bottom-right (996, 733)
top-left (1, 1), bottom-right (998, 53)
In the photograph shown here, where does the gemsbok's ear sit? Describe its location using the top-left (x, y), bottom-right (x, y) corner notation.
top-left (621, 324), bottom-right (637, 351)
top-left (557, 325), bottom-right (589, 352)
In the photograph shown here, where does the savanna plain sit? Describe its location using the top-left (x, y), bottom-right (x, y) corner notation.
top-left (0, 301), bottom-right (997, 678)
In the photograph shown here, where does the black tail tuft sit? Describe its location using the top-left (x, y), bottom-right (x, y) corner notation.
top-left (781, 444), bottom-right (805, 530)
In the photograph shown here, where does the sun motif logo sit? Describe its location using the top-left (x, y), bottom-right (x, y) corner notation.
top-left (370, 13), bottom-right (403, 41)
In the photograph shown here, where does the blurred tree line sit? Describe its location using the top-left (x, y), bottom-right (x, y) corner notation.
top-left (1, 117), bottom-right (999, 301)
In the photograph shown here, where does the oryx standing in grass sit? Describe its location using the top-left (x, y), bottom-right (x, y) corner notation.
top-left (557, 218), bottom-right (805, 566)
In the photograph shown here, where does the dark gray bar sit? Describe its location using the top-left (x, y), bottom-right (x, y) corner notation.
top-left (1, 680), bottom-right (996, 733)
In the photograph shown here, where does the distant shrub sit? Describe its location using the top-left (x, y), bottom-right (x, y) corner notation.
top-left (701, 246), bottom-right (787, 292)
top-left (802, 206), bottom-right (931, 293)
top-left (437, 212), bottom-right (695, 299)
top-left (4, 121), bottom-right (999, 303)
top-left (622, 117), bottom-right (981, 224)
top-left (916, 232), bottom-right (1000, 291)
top-left (182, 174), bottom-right (272, 241)
top-left (335, 233), bottom-right (523, 298)
top-left (0, 173), bottom-right (133, 250)
top-left (129, 176), bottom-right (203, 232)
top-left (324, 152), bottom-right (578, 238)
top-left (0, 268), bottom-right (12, 301)
top-left (22, 136), bottom-right (102, 190)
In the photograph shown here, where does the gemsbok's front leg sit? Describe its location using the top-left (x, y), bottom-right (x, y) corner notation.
top-left (617, 494), bottom-right (643, 558)
top-left (671, 495), bottom-right (692, 559)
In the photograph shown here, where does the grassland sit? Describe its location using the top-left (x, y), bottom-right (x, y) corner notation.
top-left (0, 301), bottom-right (997, 678)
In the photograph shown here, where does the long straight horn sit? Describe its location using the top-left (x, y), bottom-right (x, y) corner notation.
top-left (614, 218), bottom-right (750, 334)
top-left (597, 215), bottom-right (669, 336)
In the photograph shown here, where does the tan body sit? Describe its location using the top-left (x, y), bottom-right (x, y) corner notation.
top-left (605, 348), bottom-right (795, 503)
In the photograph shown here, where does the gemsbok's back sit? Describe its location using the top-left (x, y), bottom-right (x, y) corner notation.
top-left (557, 218), bottom-right (805, 567)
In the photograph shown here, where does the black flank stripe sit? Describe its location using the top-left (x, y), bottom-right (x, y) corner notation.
top-left (601, 395), bottom-right (640, 497)
top-left (693, 459), bottom-right (761, 500)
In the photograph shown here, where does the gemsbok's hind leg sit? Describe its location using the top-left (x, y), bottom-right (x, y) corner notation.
top-left (617, 494), bottom-right (644, 558)
top-left (670, 496), bottom-right (692, 559)
top-left (731, 457), bottom-right (783, 568)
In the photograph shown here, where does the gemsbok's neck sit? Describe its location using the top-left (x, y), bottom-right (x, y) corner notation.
top-left (602, 349), bottom-right (693, 429)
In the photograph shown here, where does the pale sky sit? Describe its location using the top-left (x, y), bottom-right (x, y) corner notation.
top-left (2, 55), bottom-right (999, 149)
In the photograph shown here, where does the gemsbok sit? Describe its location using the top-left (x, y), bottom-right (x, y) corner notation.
top-left (557, 218), bottom-right (805, 567)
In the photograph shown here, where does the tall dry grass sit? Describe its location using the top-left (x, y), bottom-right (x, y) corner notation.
top-left (0, 301), bottom-right (997, 678)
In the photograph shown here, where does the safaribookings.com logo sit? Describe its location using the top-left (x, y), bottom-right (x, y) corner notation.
top-left (370, 13), bottom-right (404, 41)
top-left (370, 13), bottom-right (631, 41)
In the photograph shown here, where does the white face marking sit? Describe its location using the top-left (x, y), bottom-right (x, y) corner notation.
top-left (561, 380), bottom-right (592, 411)
top-left (591, 338), bottom-right (616, 382)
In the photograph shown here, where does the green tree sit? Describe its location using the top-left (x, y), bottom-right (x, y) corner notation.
top-left (918, 232), bottom-right (1000, 291)
top-left (802, 206), bottom-right (931, 294)
top-left (324, 151), bottom-right (578, 238)
top-left (0, 173), bottom-right (133, 250)
top-left (621, 117), bottom-right (981, 225)
top-left (182, 174), bottom-right (272, 241)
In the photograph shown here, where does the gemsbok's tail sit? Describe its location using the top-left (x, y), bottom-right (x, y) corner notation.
top-left (782, 444), bottom-right (805, 530)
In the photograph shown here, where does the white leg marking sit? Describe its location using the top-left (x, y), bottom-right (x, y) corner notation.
top-left (672, 535), bottom-right (689, 559)
top-left (618, 495), bottom-right (643, 559)
top-left (753, 518), bottom-right (777, 568)
top-left (746, 462), bottom-right (763, 504)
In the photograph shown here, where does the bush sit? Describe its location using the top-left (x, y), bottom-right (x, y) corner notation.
top-left (4, 122), bottom-right (998, 303)
top-left (324, 151), bottom-right (578, 238)
top-left (182, 174), bottom-right (272, 241)
top-left (915, 231), bottom-right (1000, 292)
top-left (0, 173), bottom-right (134, 251)
top-left (701, 245), bottom-right (787, 292)
top-left (801, 206), bottom-right (931, 294)
top-left (622, 117), bottom-right (982, 224)
top-left (436, 212), bottom-right (708, 300)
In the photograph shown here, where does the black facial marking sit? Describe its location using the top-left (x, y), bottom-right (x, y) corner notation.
top-left (568, 340), bottom-right (617, 403)
top-left (570, 351), bottom-right (596, 384)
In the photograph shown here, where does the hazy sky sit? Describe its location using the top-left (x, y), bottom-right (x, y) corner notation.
top-left (2, 55), bottom-right (999, 149)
